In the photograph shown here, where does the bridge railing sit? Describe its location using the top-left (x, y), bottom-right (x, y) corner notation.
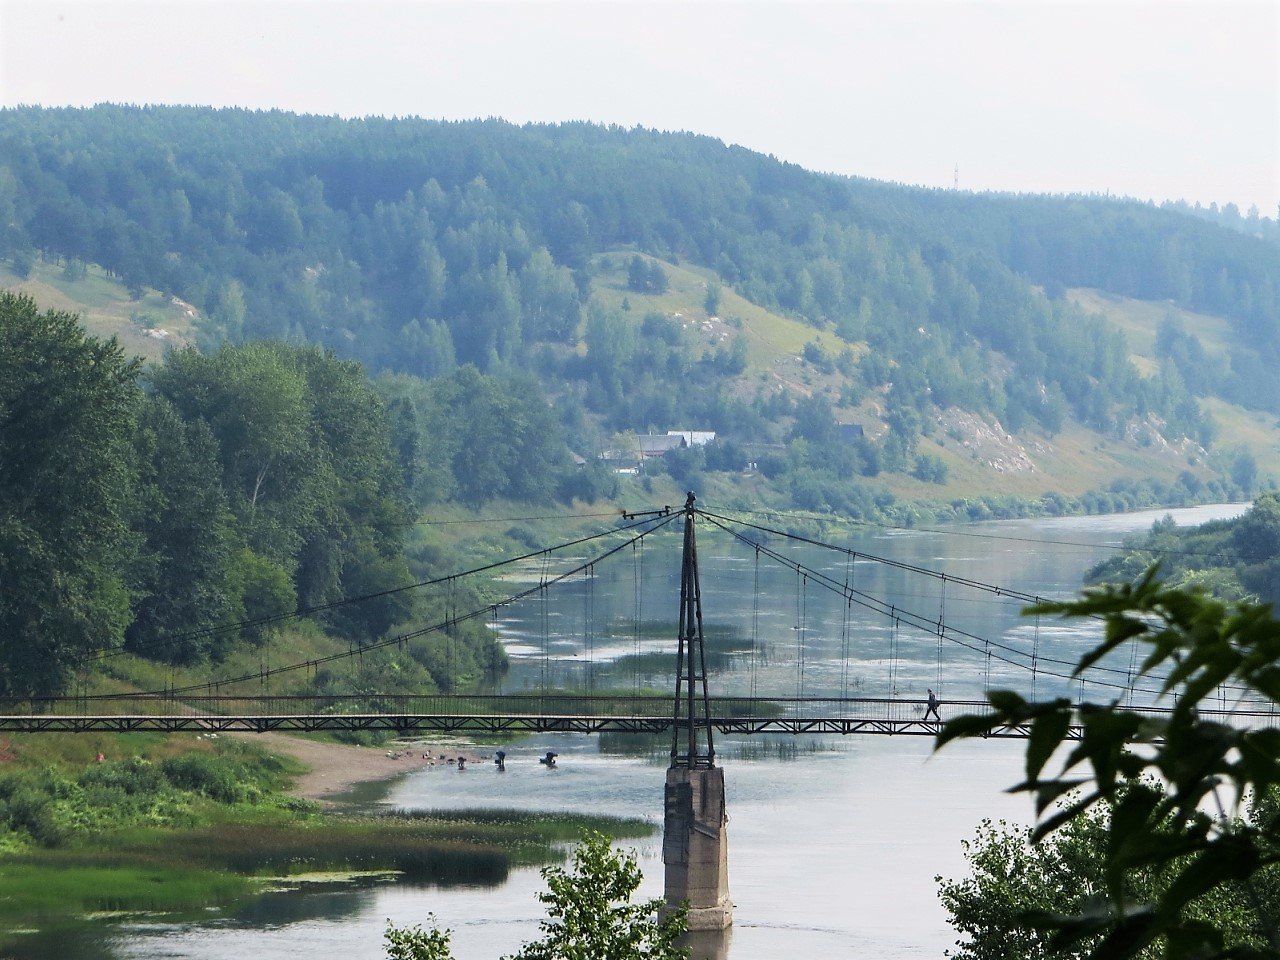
top-left (0, 693), bottom-right (978, 718)
top-left (0, 693), bottom-right (1275, 727)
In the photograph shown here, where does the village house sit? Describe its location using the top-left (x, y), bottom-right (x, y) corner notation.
top-left (667, 430), bottom-right (716, 447)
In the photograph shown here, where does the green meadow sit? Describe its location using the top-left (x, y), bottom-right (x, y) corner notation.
top-left (0, 734), bottom-right (653, 942)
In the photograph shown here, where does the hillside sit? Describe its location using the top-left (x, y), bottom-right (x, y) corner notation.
top-left (2, 105), bottom-right (1279, 516)
top-left (0, 257), bottom-right (195, 360)
top-left (583, 256), bottom-right (1277, 505)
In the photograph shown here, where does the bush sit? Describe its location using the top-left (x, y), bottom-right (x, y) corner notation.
top-left (80, 757), bottom-right (168, 796)
top-left (912, 453), bottom-right (949, 484)
top-left (162, 754), bottom-right (253, 804)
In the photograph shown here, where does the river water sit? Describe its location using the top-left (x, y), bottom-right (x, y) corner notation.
top-left (48, 504), bottom-right (1248, 960)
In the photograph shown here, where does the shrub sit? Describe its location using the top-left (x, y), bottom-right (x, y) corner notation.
top-left (163, 754), bottom-right (253, 804)
top-left (80, 757), bottom-right (167, 796)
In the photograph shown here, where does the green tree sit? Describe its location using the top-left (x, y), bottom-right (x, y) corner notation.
top-left (939, 571), bottom-right (1280, 959)
top-left (627, 255), bottom-right (650, 293)
top-left (227, 547), bottom-right (297, 645)
top-left (939, 797), bottom-right (1267, 960)
top-left (126, 396), bottom-right (239, 663)
top-left (1232, 448), bottom-right (1260, 496)
top-left (510, 831), bottom-right (687, 960)
top-left (384, 918), bottom-right (454, 960)
top-left (912, 453), bottom-right (949, 484)
top-left (385, 833), bottom-right (686, 960)
top-left (704, 282), bottom-right (722, 316)
top-left (154, 342), bottom-right (412, 640)
top-left (0, 293), bottom-right (139, 694)
top-left (520, 248), bottom-right (581, 342)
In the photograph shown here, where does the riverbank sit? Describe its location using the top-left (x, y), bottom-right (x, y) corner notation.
top-left (0, 731), bottom-right (653, 950)
top-left (242, 732), bottom-right (490, 803)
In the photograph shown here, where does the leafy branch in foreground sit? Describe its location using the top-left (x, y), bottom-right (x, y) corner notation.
top-left (937, 568), bottom-right (1280, 960)
top-left (385, 831), bottom-right (687, 960)
top-left (384, 917), bottom-right (453, 960)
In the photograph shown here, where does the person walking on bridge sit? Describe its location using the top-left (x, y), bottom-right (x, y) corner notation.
top-left (924, 688), bottom-right (942, 722)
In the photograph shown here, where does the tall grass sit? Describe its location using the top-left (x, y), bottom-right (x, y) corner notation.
top-left (0, 863), bottom-right (252, 918)
top-left (0, 806), bottom-right (656, 931)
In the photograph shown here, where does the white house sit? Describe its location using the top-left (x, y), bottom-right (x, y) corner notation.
top-left (666, 430), bottom-right (716, 447)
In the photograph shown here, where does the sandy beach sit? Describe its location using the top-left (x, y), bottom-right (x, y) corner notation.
top-left (245, 732), bottom-right (486, 803)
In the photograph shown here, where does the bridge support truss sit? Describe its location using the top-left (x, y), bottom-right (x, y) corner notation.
top-left (661, 493), bottom-right (732, 931)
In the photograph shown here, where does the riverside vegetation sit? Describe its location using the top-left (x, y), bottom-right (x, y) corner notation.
top-left (0, 292), bottom-right (650, 944)
top-left (937, 571), bottom-right (1280, 960)
top-left (0, 731), bottom-right (652, 947)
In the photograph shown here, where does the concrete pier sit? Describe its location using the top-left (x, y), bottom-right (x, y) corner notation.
top-left (663, 765), bottom-right (732, 930)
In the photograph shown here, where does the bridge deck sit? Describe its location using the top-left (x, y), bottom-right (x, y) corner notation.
top-left (0, 712), bottom-right (990, 737)
top-left (0, 694), bottom-right (1270, 737)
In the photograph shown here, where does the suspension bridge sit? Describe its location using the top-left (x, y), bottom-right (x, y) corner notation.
top-left (10, 493), bottom-right (1272, 929)
top-left (2, 494), bottom-right (1272, 738)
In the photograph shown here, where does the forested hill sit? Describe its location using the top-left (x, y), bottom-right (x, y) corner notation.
top-left (3, 104), bottom-right (1280, 513)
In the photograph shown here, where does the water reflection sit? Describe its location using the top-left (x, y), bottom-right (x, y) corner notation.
top-left (683, 926), bottom-right (730, 960)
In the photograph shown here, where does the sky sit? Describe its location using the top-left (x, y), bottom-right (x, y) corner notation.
top-left (1, 0), bottom-right (1277, 214)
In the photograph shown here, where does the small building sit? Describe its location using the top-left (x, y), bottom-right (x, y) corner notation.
top-left (836, 423), bottom-right (865, 442)
top-left (667, 430), bottom-right (716, 447)
top-left (637, 434), bottom-right (688, 458)
top-left (599, 448), bottom-right (641, 469)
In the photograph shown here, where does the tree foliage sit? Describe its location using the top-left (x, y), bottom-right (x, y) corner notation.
top-left (508, 831), bottom-right (687, 960)
top-left (938, 570), bottom-right (1280, 959)
top-left (0, 301), bottom-right (421, 687)
top-left (385, 832), bottom-right (687, 960)
top-left (152, 342), bottom-right (414, 639)
top-left (1087, 495), bottom-right (1280, 606)
top-left (0, 105), bottom-right (1266, 461)
top-left (0, 293), bottom-right (139, 694)
top-left (384, 918), bottom-right (454, 960)
top-left (939, 798), bottom-right (1270, 960)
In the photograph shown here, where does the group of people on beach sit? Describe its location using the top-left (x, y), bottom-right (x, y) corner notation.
top-left (384, 748), bottom-right (560, 771)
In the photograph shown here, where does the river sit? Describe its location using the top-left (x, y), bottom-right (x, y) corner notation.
top-left (52, 503), bottom-right (1250, 959)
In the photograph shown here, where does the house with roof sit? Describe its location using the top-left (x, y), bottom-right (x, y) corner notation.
top-left (637, 434), bottom-right (687, 458)
top-left (666, 430), bottom-right (716, 447)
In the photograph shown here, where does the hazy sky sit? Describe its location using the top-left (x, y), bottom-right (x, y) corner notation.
top-left (1, 0), bottom-right (1276, 213)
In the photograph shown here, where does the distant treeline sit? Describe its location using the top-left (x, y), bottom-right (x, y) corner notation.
top-left (1087, 493), bottom-right (1280, 604)
top-left (2, 106), bottom-right (1276, 464)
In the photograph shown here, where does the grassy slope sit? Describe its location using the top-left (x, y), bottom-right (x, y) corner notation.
top-left (1065, 287), bottom-right (1280, 481)
top-left (591, 251), bottom-right (851, 388)
top-left (592, 258), bottom-right (1279, 499)
top-left (0, 255), bottom-right (195, 361)
top-left (1066, 288), bottom-right (1235, 374)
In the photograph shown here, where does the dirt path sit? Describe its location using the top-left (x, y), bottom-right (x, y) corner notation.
top-left (243, 733), bottom-right (483, 803)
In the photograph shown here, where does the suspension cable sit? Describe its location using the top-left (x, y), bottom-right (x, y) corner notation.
top-left (695, 512), bottom-right (1199, 701)
top-left (119, 513), bottom-right (680, 699)
top-left (72, 512), bottom-right (672, 667)
top-left (698, 510), bottom-right (1211, 692)
top-left (585, 564), bottom-right (595, 693)
top-left (839, 551), bottom-right (854, 699)
top-left (750, 546), bottom-right (761, 700)
top-left (936, 574), bottom-right (946, 696)
top-left (699, 509), bottom-right (1057, 608)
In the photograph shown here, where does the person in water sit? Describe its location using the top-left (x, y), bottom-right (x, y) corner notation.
top-left (924, 688), bottom-right (942, 721)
